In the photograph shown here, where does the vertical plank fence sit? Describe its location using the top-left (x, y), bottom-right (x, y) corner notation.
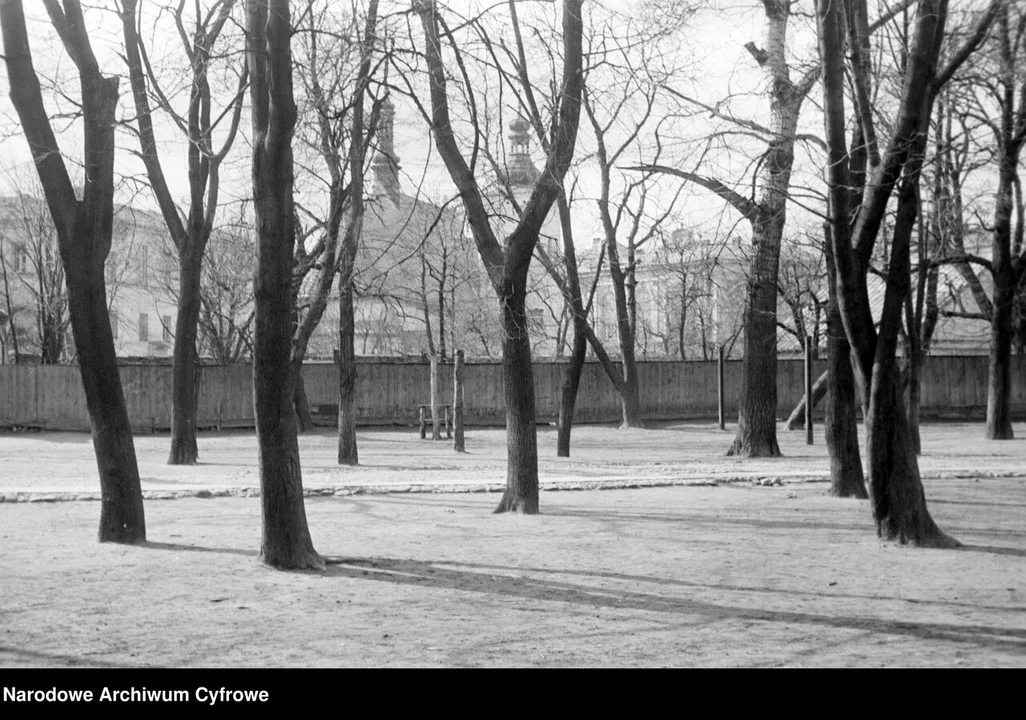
top-left (0, 355), bottom-right (1020, 431)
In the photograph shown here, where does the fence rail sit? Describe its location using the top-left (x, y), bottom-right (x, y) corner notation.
top-left (0, 356), bottom-right (1021, 431)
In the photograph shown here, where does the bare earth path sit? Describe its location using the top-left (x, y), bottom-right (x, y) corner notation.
top-left (0, 422), bottom-right (1023, 667)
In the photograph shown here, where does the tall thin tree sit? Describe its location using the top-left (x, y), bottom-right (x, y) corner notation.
top-left (413, 0), bottom-right (583, 512)
top-left (121, 0), bottom-right (246, 465)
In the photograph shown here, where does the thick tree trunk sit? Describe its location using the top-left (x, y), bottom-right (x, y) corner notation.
top-left (817, 0), bottom-right (972, 546)
top-left (337, 274), bottom-right (359, 465)
top-left (168, 244), bottom-right (203, 464)
top-left (249, 0), bottom-right (321, 570)
top-left (728, 220), bottom-right (782, 457)
top-left (866, 371), bottom-right (956, 546)
top-left (70, 272), bottom-right (148, 543)
top-left (494, 284), bottom-right (539, 514)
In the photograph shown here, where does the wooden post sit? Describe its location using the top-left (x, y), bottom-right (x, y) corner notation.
top-left (430, 354), bottom-right (441, 440)
top-left (805, 334), bottom-right (813, 445)
top-left (717, 344), bottom-right (725, 430)
top-left (453, 349), bottom-right (465, 452)
top-left (419, 406), bottom-right (427, 439)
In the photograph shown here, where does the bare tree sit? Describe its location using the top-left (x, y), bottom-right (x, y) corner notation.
top-left (289, 0), bottom-right (381, 455)
top-left (1, 0), bottom-right (146, 542)
top-left (959, 1), bottom-right (1026, 440)
top-left (635, 1), bottom-right (823, 457)
top-left (412, 0), bottom-right (583, 513)
top-left (248, 0), bottom-right (321, 569)
top-left (121, 0), bottom-right (246, 464)
top-left (0, 185), bottom-right (68, 363)
top-left (818, 0), bottom-right (997, 544)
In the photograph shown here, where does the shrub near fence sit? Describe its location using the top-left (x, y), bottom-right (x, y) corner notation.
top-left (0, 356), bottom-right (1022, 432)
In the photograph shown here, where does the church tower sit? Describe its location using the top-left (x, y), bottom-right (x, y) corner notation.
top-left (503, 117), bottom-right (540, 192)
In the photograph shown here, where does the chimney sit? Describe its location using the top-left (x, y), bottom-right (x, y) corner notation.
top-left (372, 97), bottom-right (401, 197)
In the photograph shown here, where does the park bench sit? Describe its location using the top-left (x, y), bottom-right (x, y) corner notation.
top-left (418, 404), bottom-right (452, 439)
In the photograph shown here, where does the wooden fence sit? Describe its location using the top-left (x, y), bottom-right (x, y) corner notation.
top-left (0, 356), bottom-right (1021, 431)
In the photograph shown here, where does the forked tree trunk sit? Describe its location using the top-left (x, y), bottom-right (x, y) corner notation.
top-left (2, 1), bottom-right (146, 543)
top-left (555, 192), bottom-right (589, 457)
top-left (494, 284), bottom-right (539, 514)
top-left (817, 0), bottom-right (993, 547)
top-left (249, 0), bottom-right (321, 570)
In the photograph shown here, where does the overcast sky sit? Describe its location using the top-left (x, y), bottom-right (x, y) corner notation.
top-left (0, 1), bottom-right (827, 251)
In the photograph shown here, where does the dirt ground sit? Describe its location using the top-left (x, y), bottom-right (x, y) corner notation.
top-left (0, 422), bottom-right (1024, 668)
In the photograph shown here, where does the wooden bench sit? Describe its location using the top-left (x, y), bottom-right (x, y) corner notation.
top-left (418, 404), bottom-right (452, 439)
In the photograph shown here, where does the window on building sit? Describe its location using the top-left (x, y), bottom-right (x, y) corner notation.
top-left (162, 315), bottom-right (172, 342)
top-left (138, 313), bottom-right (149, 342)
top-left (12, 243), bottom-right (29, 274)
top-left (528, 308), bottom-right (545, 329)
top-left (138, 247), bottom-right (148, 287)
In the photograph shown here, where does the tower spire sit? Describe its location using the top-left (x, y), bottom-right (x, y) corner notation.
top-left (503, 116), bottom-right (539, 187)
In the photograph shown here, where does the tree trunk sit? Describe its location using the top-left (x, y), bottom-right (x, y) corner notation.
top-left (552, 191), bottom-right (588, 457)
top-left (168, 243), bottom-right (203, 463)
top-left (866, 370), bottom-right (955, 546)
top-left (823, 226), bottom-right (865, 498)
top-left (70, 272), bottom-right (148, 542)
top-left (816, 0), bottom-right (977, 546)
top-left (557, 316), bottom-right (588, 457)
top-left (337, 271), bottom-right (359, 465)
top-left (249, 0), bottom-right (321, 570)
top-left (728, 220), bottom-right (782, 457)
top-left (494, 283), bottom-right (539, 514)
top-left (987, 157), bottom-right (1017, 440)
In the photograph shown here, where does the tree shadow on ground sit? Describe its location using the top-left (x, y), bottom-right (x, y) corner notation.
top-left (0, 646), bottom-right (137, 667)
top-left (541, 506), bottom-right (868, 533)
top-left (438, 560), bottom-right (1025, 614)
top-left (931, 498), bottom-right (1026, 509)
top-left (959, 544), bottom-right (1026, 558)
top-left (320, 556), bottom-right (1026, 653)
top-left (142, 541), bottom-right (257, 559)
